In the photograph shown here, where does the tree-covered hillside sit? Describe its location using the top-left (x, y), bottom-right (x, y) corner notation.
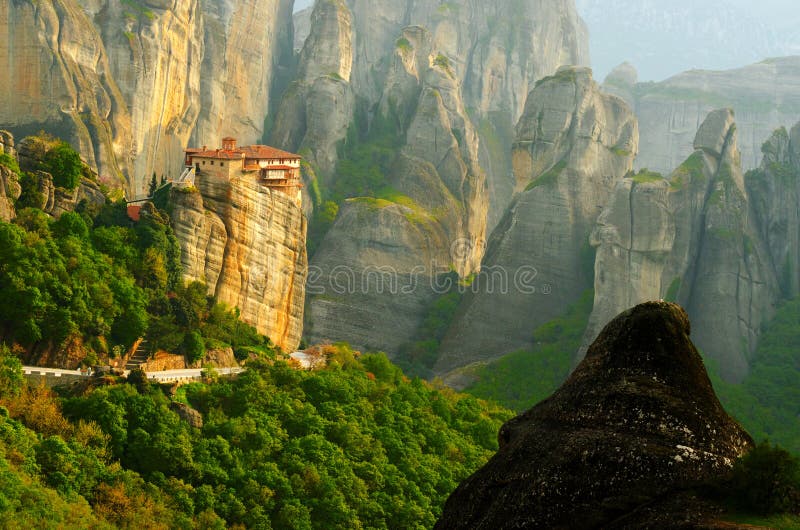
top-left (0, 345), bottom-right (512, 528)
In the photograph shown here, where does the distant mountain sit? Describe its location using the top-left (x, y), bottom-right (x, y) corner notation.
top-left (576, 0), bottom-right (800, 80)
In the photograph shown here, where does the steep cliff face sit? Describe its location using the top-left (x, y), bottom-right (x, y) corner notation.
top-left (583, 109), bottom-right (780, 382)
top-left (85, 0), bottom-right (205, 197)
top-left (1, 0), bottom-right (294, 197)
top-left (435, 67), bottom-right (637, 374)
top-left (747, 123), bottom-right (800, 299)
top-left (170, 174), bottom-right (307, 352)
top-left (277, 0), bottom-right (588, 224)
top-left (0, 0), bottom-right (131, 188)
top-left (304, 25), bottom-right (488, 355)
top-left (604, 57), bottom-right (800, 176)
top-left (271, 0), bottom-right (355, 182)
top-left (437, 302), bottom-right (753, 529)
top-left (192, 0), bottom-right (294, 161)
top-left (0, 131), bottom-right (21, 222)
top-left (294, 0), bottom-right (588, 357)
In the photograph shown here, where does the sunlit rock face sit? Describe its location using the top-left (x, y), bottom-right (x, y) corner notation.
top-left (0, 0), bottom-right (132, 188)
top-left (437, 302), bottom-right (753, 529)
top-left (1, 0), bottom-right (293, 196)
top-left (435, 67), bottom-right (637, 375)
top-left (582, 109), bottom-right (781, 382)
top-left (171, 173), bottom-right (307, 352)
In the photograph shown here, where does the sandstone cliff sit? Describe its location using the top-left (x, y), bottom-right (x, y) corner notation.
top-left (192, 0), bottom-right (294, 163)
top-left (276, 0), bottom-right (588, 225)
top-left (604, 57), bottom-right (800, 176)
top-left (85, 0), bottom-right (205, 197)
top-left (435, 67), bottom-right (637, 374)
top-left (170, 173), bottom-right (307, 352)
top-left (583, 109), bottom-right (780, 382)
top-left (437, 302), bottom-right (753, 529)
top-left (270, 0), bottom-right (355, 183)
top-left (0, 0), bottom-right (131, 188)
top-left (1, 0), bottom-right (294, 197)
top-left (303, 25), bottom-right (487, 355)
top-left (295, 0), bottom-right (588, 357)
top-left (0, 131), bottom-right (21, 222)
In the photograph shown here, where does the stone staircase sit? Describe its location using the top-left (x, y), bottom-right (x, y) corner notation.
top-left (125, 339), bottom-right (150, 371)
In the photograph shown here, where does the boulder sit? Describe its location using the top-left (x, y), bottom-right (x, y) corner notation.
top-left (436, 302), bottom-right (753, 529)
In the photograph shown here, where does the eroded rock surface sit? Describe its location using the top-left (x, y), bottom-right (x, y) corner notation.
top-left (436, 67), bottom-right (637, 373)
top-left (171, 173), bottom-right (307, 352)
top-left (436, 302), bottom-right (753, 529)
top-left (583, 109), bottom-right (780, 382)
top-left (304, 25), bottom-right (487, 355)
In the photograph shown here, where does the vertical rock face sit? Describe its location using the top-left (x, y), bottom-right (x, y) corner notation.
top-left (435, 67), bottom-right (637, 374)
top-left (604, 57), bottom-right (800, 176)
top-left (171, 174), bottom-right (308, 352)
top-left (0, 0), bottom-right (131, 188)
top-left (85, 0), bottom-right (205, 197)
top-left (276, 0), bottom-right (588, 224)
top-left (296, 0), bottom-right (589, 356)
top-left (747, 123), bottom-right (800, 299)
top-left (583, 109), bottom-right (780, 382)
top-left (1, 0), bottom-right (294, 197)
top-left (436, 302), bottom-right (753, 529)
top-left (193, 0), bottom-right (294, 162)
top-left (0, 131), bottom-right (21, 222)
top-left (304, 25), bottom-right (488, 354)
top-left (271, 0), bottom-right (355, 181)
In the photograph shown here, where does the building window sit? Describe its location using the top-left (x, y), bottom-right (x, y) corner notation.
top-left (210, 161), bottom-right (215, 165)
top-left (202, 161), bottom-right (205, 165)
top-left (220, 162), bottom-right (225, 167)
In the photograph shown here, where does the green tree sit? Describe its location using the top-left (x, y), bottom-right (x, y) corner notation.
top-left (43, 142), bottom-right (83, 190)
top-left (183, 331), bottom-right (206, 364)
top-left (148, 172), bottom-right (158, 197)
top-left (728, 441), bottom-right (800, 514)
top-left (0, 344), bottom-right (24, 397)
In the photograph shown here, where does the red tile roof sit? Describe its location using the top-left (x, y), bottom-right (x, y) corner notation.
top-left (127, 205), bottom-right (142, 222)
top-left (185, 144), bottom-right (301, 160)
top-left (242, 145), bottom-right (302, 159)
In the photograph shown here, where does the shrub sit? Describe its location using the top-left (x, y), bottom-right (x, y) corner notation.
top-left (728, 441), bottom-right (800, 514)
top-left (43, 142), bottom-right (83, 190)
top-left (183, 331), bottom-right (206, 364)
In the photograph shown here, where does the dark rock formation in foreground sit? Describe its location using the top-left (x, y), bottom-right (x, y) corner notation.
top-left (436, 302), bottom-right (753, 529)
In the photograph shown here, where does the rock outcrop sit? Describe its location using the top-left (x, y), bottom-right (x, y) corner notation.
top-left (85, 0), bottom-right (205, 197)
top-left (747, 123), bottom-right (800, 299)
top-left (304, 24), bottom-right (488, 355)
top-left (583, 109), bottom-right (780, 382)
top-left (170, 171), bottom-right (307, 352)
top-left (435, 67), bottom-right (637, 374)
top-left (192, 0), bottom-right (294, 165)
top-left (276, 0), bottom-right (588, 225)
top-left (436, 301), bottom-right (753, 529)
top-left (0, 131), bottom-right (21, 221)
top-left (271, 0), bottom-right (355, 182)
top-left (604, 57), bottom-right (800, 175)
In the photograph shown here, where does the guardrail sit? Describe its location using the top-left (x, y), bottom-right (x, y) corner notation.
top-left (22, 366), bottom-right (246, 387)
